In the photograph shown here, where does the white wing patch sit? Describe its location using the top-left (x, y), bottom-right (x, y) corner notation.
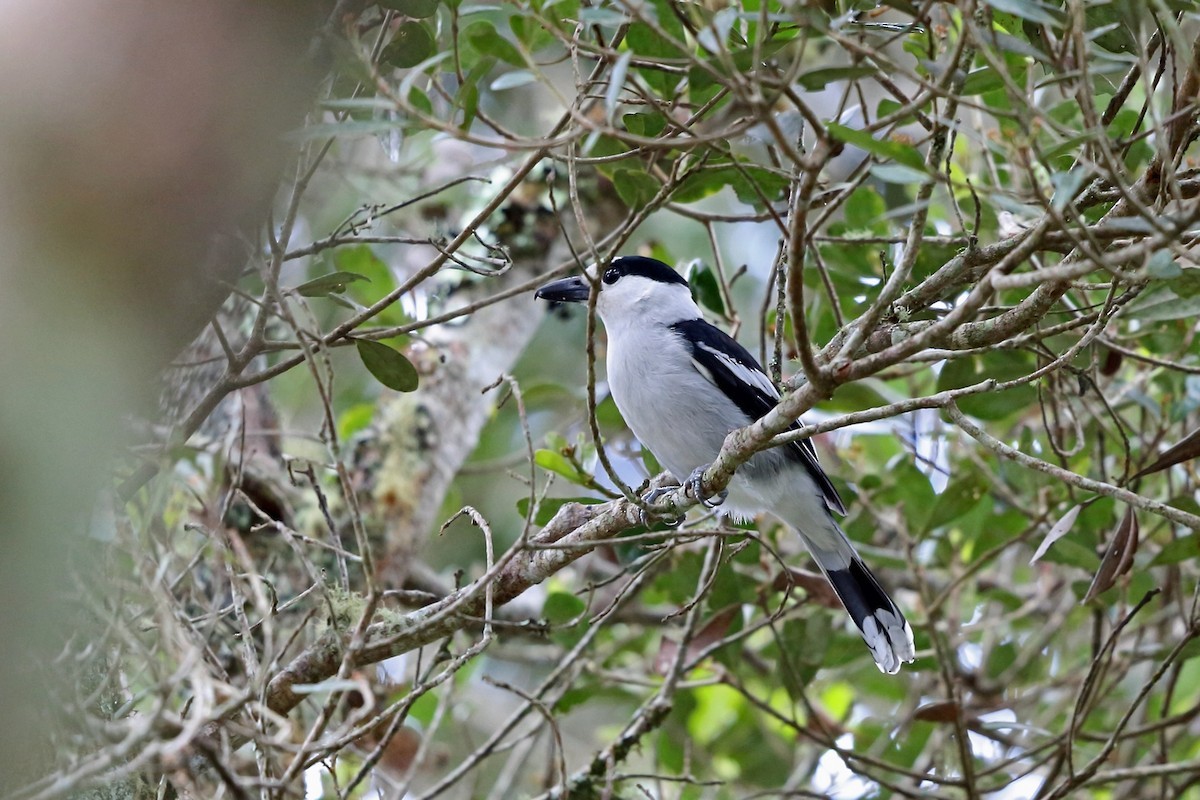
top-left (694, 341), bottom-right (780, 400)
top-left (682, 327), bottom-right (846, 516)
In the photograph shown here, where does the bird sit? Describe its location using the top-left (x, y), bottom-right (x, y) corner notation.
top-left (535, 255), bottom-right (915, 674)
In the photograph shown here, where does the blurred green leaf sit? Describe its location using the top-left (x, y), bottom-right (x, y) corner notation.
top-left (612, 167), bottom-right (660, 209)
top-left (337, 402), bottom-right (375, 442)
top-left (686, 683), bottom-right (743, 745)
top-left (842, 185), bottom-right (887, 232)
top-left (544, 589), bottom-right (589, 647)
top-left (456, 58), bottom-right (491, 129)
top-left (797, 65), bottom-right (877, 91)
top-left (640, 446), bottom-right (662, 477)
top-left (510, 13), bottom-right (556, 52)
top-left (623, 111), bottom-right (667, 138)
top-left (870, 163), bottom-right (931, 184)
top-left (1126, 289), bottom-right (1200, 322)
top-left (378, 0), bottom-right (440, 17)
top-left (1085, 0), bottom-right (1139, 53)
top-left (293, 270), bottom-right (370, 297)
top-left (690, 265), bottom-right (726, 315)
top-left (986, 0), bottom-right (1064, 26)
top-left (1169, 269), bottom-right (1200, 298)
top-left (986, 640), bottom-right (1018, 679)
top-left (937, 350), bottom-right (1038, 420)
top-left (534, 449), bottom-right (586, 483)
top-left (730, 167), bottom-right (789, 206)
top-left (330, 246), bottom-right (409, 326)
top-left (827, 122), bottom-right (926, 170)
top-left (382, 22), bottom-right (436, 68)
top-left (1039, 535), bottom-right (1101, 572)
top-left (625, 0), bottom-right (685, 94)
top-left (926, 474), bottom-right (987, 533)
top-left (825, 379), bottom-right (889, 413)
top-left (543, 590), bottom-right (586, 624)
top-left (464, 21), bottom-right (525, 67)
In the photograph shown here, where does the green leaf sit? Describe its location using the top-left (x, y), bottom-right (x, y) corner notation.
top-left (686, 683), bottom-right (744, 745)
top-left (690, 265), bottom-right (726, 315)
top-left (1085, 1), bottom-right (1139, 54)
top-left (1038, 535), bottom-right (1100, 572)
top-left (1169, 269), bottom-right (1200, 298)
top-left (673, 163), bottom-right (788, 207)
top-left (825, 380), bottom-right (889, 413)
top-left (378, 0), bottom-right (440, 17)
top-left (611, 167), bottom-right (660, 209)
top-left (408, 86), bottom-right (433, 116)
top-left (687, 64), bottom-right (722, 106)
top-left (985, 0), bottom-right (1064, 27)
top-left (337, 402), bottom-right (375, 442)
top-left (356, 339), bottom-right (419, 392)
top-left (1050, 168), bottom-right (1088, 211)
top-left (534, 449), bottom-right (585, 483)
top-left (554, 686), bottom-right (592, 713)
top-left (464, 21), bottom-right (525, 67)
top-left (1126, 290), bottom-right (1200, 322)
top-left (986, 640), bottom-right (1018, 679)
top-left (936, 351), bottom-right (1038, 420)
top-left (456, 58), bottom-right (491, 129)
top-left (843, 186), bottom-right (887, 231)
top-left (544, 590), bottom-right (589, 647)
top-left (727, 166), bottom-right (789, 206)
top-left (885, 460), bottom-right (938, 532)
top-left (772, 617), bottom-right (827, 698)
top-left (510, 13), bottom-right (556, 52)
top-left (641, 446), bottom-right (662, 477)
top-left (870, 163), bottom-right (930, 184)
top-left (623, 111), bottom-right (667, 138)
top-left (673, 167), bottom-right (733, 204)
top-left (797, 65), bottom-right (877, 91)
top-left (827, 122), bottom-right (926, 170)
top-left (331, 245), bottom-right (409, 326)
top-left (625, 17), bottom-right (681, 59)
top-left (382, 22), bottom-right (435, 68)
top-left (293, 271), bottom-right (370, 297)
top-left (543, 590), bottom-right (586, 624)
top-left (925, 475), bottom-right (987, 532)
top-left (962, 66), bottom-right (1006, 96)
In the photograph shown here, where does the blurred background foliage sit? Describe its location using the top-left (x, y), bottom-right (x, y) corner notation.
top-left (8, 0), bottom-right (1200, 798)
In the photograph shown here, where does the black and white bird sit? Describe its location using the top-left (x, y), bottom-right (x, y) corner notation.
top-left (535, 255), bottom-right (915, 674)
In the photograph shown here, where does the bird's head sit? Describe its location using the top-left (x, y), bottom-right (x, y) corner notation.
top-left (534, 256), bottom-right (699, 330)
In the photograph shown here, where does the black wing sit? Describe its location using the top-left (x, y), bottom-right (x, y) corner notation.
top-left (670, 319), bottom-right (846, 515)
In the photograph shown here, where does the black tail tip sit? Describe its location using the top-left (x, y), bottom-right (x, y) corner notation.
top-left (828, 561), bottom-right (916, 674)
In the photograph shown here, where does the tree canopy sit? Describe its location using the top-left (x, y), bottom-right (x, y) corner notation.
top-left (10, 1), bottom-right (1200, 799)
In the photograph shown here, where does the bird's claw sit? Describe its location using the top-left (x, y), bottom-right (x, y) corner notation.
top-left (638, 485), bottom-right (684, 528)
top-left (685, 465), bottom-right (726, 509)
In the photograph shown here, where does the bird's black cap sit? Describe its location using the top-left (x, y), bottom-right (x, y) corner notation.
top-left (603, 255), bottom-right (688, 286)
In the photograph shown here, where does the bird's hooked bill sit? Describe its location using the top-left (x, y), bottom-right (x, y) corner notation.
top-left (534, 275), bottom-right (590, 303)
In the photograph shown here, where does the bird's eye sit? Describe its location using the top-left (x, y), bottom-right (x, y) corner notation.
top-left (602, 267), bottom-right (621, 284)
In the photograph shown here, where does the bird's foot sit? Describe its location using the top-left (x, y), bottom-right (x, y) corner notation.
top-left (685, 465), bottom-right (726, 509)
top-left (638, 484), bottom-right (684, 528)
